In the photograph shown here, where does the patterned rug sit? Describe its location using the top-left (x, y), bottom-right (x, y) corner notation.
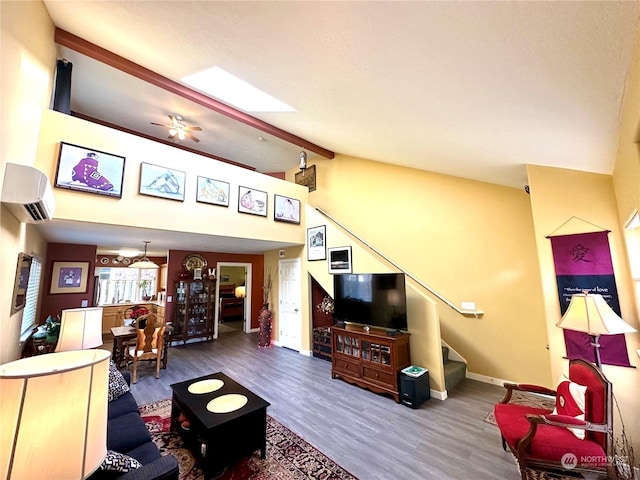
top-left (484, 390), bottom-right (555, 425)
top-left (139, 399), bottom-right (358, 480)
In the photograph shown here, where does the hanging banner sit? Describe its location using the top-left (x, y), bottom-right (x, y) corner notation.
top-left (550, 231), bottom-right (631, 367)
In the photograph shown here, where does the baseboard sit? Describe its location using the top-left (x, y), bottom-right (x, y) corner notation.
top-left (430, 389), bottom-right (447, 401)
top-left (466, 371), bottom-right (512, 387)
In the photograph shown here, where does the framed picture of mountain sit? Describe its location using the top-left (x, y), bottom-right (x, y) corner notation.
top-left (139, 163), bottom-right (186, 202)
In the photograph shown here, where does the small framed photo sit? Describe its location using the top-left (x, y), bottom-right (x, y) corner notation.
top-left (54, 142), bottom-right (125, 198)
top-left (328, 246), bottom-right (352, 274)
top-left (295, 164), bottom-right (316, 192)
top-left (196, 176), bottom-right (230, 207)
top-left (238, 186), bottom-right (267, 216)
top-left (50, 261), bottom-right (90, 294)
top-left (274, 194), bottom-right (300, 224)
top-left (307, 225), bottom-right (326, 261)
top-left (139, 163), bottom-right (186, 202)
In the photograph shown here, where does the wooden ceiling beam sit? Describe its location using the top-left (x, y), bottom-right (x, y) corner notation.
top-left (55, 28), bottom-right (335, 160)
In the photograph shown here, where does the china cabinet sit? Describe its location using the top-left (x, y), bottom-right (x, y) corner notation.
top-left (172, 279), bottom-right (215, 344)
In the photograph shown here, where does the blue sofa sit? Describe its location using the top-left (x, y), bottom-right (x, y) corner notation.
top-left (89, 371), bottom-right (179, 480)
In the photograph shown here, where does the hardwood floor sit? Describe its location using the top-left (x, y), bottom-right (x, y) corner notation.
top-left (119, 328), bottom-right (522, 480)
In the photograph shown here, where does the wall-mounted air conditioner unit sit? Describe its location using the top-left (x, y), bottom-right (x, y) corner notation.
top-left (1, 163), bottom-right (56, 223)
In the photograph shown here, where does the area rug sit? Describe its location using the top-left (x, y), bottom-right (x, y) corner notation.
top-left (139, 399), bottom-right (358, 480)
top-left (484, 390), bottom-right (555, 425)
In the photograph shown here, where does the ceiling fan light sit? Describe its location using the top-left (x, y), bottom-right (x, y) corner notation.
top-left (178, 130), bottom-right (186, 140)
top-left (168, 128), bottom-right (177, 136)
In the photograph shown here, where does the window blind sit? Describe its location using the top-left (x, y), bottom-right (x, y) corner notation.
top-left (21, 257), bottom-right (42, 337)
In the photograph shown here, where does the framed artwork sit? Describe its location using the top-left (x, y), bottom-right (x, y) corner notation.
top-left (50, 261), bottom-right (89, 294)
top-left (238, 186), bottom-right (267, 216)
top-left (11, 253), bottom-right (32, 314)
top-left (274, 194), bottom-right (301, 224)
top-left (328, 246), bottom-right (352, 274)
top-left (196, 176), bottom-right (230, 207)
top-left (307, 225), bottom-right (326, 261)
top-left (139, 163), bottom-right (186, 201)
top-left (54, 142), bottom-right (125, 198)
top-left (295, 164), bottom-right (316, 192)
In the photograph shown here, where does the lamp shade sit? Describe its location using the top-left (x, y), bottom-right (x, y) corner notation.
top-left (235, 286), bottom-right (246, 298)
top-left (0, 349), bottom-right (110, 479)
top-left (56, 307), bottom-right (104, 352)
top-left (557, 292), bottom-right (637, 335)
top-left (129, 259), bottom-right (159, 269)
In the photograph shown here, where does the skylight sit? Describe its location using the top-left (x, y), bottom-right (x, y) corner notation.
top-left (181, 66), bottom-right (295, 113)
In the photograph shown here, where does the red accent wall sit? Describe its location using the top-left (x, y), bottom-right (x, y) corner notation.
top-left (311, 276), bottom-right (333, 328)
top-left (40, 243), bottom-right (97, 322)
top-left (166, 250), bottom-right (264, 329)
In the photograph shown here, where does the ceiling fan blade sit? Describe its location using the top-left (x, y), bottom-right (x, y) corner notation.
top-left (184, 126), bottom-right (202, 132)
top-left (167, 114), bottom-right (176, 124)
top-left (151, 122), bottom-right (171, 127)
top-left (185, 132), bottom-right (200, 143)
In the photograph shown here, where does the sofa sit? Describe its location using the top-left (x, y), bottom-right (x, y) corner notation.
top-left (89, 364), bottom-right (179, 480)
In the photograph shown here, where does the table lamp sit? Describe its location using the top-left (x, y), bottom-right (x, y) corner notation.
top-left (0, 349), bottom-right (110, 479)
top-left (556, 291), bottom-right (637, 368)
top-left (55, 306), bottom-right (104, 352)
top-left (235, 285), bottom-right (246, 298)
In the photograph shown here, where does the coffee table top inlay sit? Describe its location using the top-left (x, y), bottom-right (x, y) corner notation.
top-left (171, 372), bottom-right (270, 430)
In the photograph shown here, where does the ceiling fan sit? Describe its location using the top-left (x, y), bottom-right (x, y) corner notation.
top-left (151, 114), bottom-right (202, 143)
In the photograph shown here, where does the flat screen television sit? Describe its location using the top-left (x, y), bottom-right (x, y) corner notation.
top-left (333, 273), bottom-right (408, 331)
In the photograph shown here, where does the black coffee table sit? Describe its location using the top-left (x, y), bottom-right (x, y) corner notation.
top-left (170, 372), bottom-right (271, 479)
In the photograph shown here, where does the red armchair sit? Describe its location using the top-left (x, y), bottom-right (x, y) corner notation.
top-left (494, 359), bottom-right (615, 480)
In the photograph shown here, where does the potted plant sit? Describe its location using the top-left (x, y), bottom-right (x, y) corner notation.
top-left (139, 279), bottom-right (152, 301)
top-left (44, 315), bottom-right (60, 343)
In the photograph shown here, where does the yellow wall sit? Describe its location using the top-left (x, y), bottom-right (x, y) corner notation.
top-left (0, 1), bottom-right (56, 363)
top-left (290, 155), bottom-right (552, 387)
top-left (613, 23), bottom-right (640, 230)
top-left (528, 164), bottom-right (640, 456)
top-left (611, 23), bottom-right (640, 451)
top-left (219, 266), bottom-right (246, 288)
top-left (35, 110), bottom-right (309, 244)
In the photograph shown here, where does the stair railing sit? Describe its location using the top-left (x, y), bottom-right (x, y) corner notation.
top-left (316, 207), bottom-right (484, 317)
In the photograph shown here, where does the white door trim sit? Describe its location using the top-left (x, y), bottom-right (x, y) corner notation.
top-left (215, 262), bottom-right (252, 338)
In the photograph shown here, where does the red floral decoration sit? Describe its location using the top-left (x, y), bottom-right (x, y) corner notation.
top-left (130, 306), bottom-right (149, 319)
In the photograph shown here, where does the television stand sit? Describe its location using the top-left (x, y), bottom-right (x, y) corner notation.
top-left (331, 324), bottom-right (411, 402)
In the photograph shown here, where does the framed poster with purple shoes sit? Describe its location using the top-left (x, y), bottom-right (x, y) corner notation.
top-left (54, 142), bottom-right (125, 198)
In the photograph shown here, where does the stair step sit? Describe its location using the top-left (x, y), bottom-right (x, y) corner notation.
top-left (444, 359), bottom-right (466, 391)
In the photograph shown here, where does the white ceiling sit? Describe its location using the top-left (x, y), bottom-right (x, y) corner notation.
top-left (37, 1), bottom-right (639, 256)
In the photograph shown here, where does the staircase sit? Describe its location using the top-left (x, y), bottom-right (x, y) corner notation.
top-left (442, 346), bottom-right (466, 392)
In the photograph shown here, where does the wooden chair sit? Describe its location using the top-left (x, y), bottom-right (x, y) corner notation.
top-left (494, 359), bottom-right (615, 480)
top-left (124, 313), bottom-right (165, 384)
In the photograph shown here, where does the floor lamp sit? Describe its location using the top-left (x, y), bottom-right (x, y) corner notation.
top-left (0, 349), bottom-right (110, 479)
top-left (556, 291), bottom-right (637, 369)
top-left (55, 306), bottom-right (104, 352)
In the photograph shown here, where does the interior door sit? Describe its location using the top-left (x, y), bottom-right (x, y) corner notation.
top-left (278, 258), bottom-right (301, 351)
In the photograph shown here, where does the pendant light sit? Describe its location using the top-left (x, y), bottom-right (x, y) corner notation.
top-left (128, 241), bottom-right (159, 269)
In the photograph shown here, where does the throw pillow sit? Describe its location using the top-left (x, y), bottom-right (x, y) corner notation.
top-left (108, 360), bottom-right (130, 402)
top-left (552, 375), bottom-right (587, 439)
top-left (100, 450), bottom-right (142, 473)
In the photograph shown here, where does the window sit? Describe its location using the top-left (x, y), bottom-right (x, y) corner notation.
top-left (21, 257), bottom-right (42, 339)
top-left (624, 211), bottom-right (640, 312)
top-left (96, 267), bottom-right (157, 305)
